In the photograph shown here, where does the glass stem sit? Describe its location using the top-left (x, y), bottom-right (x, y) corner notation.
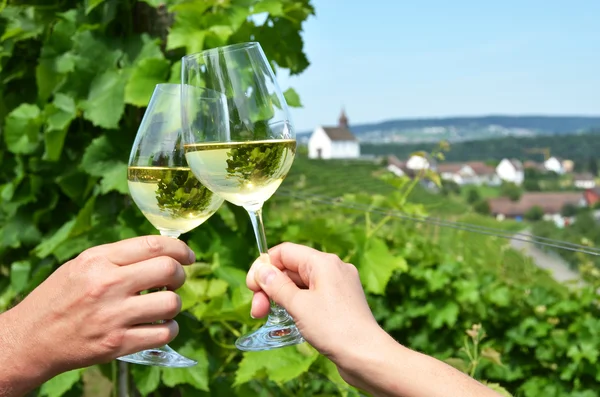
top-left (245, 205), bottom-right (290, 323)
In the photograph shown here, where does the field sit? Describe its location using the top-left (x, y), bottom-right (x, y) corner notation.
top-left (279, 155), bottom-right (470, 215)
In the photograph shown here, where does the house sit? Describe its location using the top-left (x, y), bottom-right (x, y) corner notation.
top-left (488, 192), bottom-right (585, 218)
top-left (466, 161), bottom-right (501, 186)
top-left (308, 109), bottom-right (360, 159)
top-left (387, 155), bottom-right (410, 177)
top-left (584, 188), bottom-right (600, 207)
top-left (495, 158), bottom-right (524, 185)
top-left (523, 160), bottom-right (546, 172)
top-left (544, 156), bottom-right (565, 174)
top-left (573, 173), bottom-right (596, 189)
top-left (437, 163), bottom-right (466, 184)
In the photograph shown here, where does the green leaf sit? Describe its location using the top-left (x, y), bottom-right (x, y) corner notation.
top-left (166, 4), bottom-right (211, 54)
top-left (10, 261), bottom-right (31, 293)
top-left (167, 26), bottom-right (206, 55)
top-left (125, 58), bottom-right (170, 107)
top-left (429, 301), bottom-right (459, 329)
top-left (81, 69), bottom-right (128, 129)
top-left (131, 366), bottom-right (161, 397)
top-left (85, 0), bottom-right (106, 14)
top-left (283, 87), bottom-right (302, 108)
top-left (161, 344), bottom-right (209, 391)
top-left (99, 162), bottom-right (128, 194)
top-left (34, 220), bottom-right (76, 258)
top-left (253, 0), bottom-right (284, 16)
top-left (43, 94), bottom-right (76, 161)
top-left (234, 344), bottom-right (320, 386)
top-left (40, 369), bottom-right (83, 397)
top-left (3, 103), bottom-right (42, 154)
top-left (359, 237), bottom-right (408, 295)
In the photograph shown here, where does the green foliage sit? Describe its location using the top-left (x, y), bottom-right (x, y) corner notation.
top-left (2, 2), bottom-right (600, 397)
top-left (500, 182), bottom-right (522, 201)
top-left (466, 188), bottom-right (481, 204)
top-left (561, 203), bottom-right (578, 217)
top-left (474, 199), bottom-right (491, 215)
top-left (525, 205), bottom-right (544, 221)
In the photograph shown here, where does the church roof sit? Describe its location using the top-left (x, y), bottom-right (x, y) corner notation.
top-left (322, 126), bottom-right (357, 142)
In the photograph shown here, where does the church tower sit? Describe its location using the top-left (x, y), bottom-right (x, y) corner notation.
top-left (338, 107), bottom-right (349, 129)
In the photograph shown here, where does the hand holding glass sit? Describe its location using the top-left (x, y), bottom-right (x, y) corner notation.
top-left (119, 84), bottom-right (224, 367)
top-left (181, 42), bottom-right (304, 351)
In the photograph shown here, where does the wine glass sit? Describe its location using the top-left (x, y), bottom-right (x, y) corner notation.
top-left (118, 84), bottom-right (224, 367)
top-left (180, 42), bottom-right (304, 351)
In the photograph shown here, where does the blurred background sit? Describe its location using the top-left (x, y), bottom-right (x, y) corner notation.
top-left (1, 1), bottom-right (599, 396)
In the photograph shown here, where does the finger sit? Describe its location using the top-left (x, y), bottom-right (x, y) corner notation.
top-left (120, 320), bottom-right (179, 355)
top-left (283, 270), bottom-right (307, 289)
top-left (269, 242), bottom-right (329, 286)
top-left (121, 256), bottom-right (186, 292)
top-left (253, 261), bottom-right (301, 313)
top-left (251, 291), bottom-right (270, 319)
top-left (87, 235), bottom-right (196, 267)
top-left (123, 291), bottom-right (182, 325)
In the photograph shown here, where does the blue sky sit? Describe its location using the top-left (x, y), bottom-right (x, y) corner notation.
top-left (276, 0), bottom-right (600, 132)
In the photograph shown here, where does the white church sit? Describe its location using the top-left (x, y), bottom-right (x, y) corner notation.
top-left (308, 109), bottom-right (360, 159)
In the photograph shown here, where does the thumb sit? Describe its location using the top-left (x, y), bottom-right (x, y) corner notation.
top-left (253, 256), bottom-right (300, 311)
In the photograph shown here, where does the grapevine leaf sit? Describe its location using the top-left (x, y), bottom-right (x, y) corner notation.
top-left (3, 103), bottom-right (42, 154)
top-left (234, 344), bottom-right (319, 386)
top-left (161, 344), bottom-right (209, 391)
top-left (85, 0), bottom-right (106, 15)
top-left (81, 135), bottom-right (118, 176)
top-left (283, 87), bottom-right (302, 108)
top-left (131, 366), bottom-right (161, 397)
top-left (10, 261), bottom-right (31, 293)
top-left (166, 4), bottom-right (211, 53)
top-left (39, 369), bottom-right (83, 397)
top-left (99, 162), bottom-right (128, 194)
top-left (0, 6), bottom-right (47, 42)
top-left (123, 34), bottom-right (165, 66)
top-left (125, 58), bottom-right (170, 107)
top-left (43, 93), bottom-right (76, 161)
top-left (359, 237), bottom-right (408, 295)
top-left (252, 0), bottom-right (284, 16)
top-left (81, 69), bottom-right (128, 129)
top-left (33, 220), bottom-right (75, 258)
top-left (429, 301), bottom-right (459, 329)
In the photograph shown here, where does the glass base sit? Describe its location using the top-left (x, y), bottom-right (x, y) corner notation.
top-left (117, 344), bottom-right (197, 368)
top-left (235, 319), bottom-right (305, 351)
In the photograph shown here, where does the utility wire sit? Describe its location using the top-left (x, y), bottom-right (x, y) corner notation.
top-left (275, 188), bottom-right (600, 257)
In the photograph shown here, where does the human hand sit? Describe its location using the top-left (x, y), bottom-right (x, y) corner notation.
top-left (246, 243), bottom-right (387, 363)
top-left (2, 235), bottom-right (195, 389)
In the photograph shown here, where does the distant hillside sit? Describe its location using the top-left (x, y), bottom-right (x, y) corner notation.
top-left (361, 131), bottom-right (600, 167)
top-left (300, 115), bottom-right (600, 144)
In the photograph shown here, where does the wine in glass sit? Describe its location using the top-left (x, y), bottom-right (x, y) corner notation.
top-left (118, 84), bottom-right (224, 367)
top-left (181, 42), bottom-right (304, 351)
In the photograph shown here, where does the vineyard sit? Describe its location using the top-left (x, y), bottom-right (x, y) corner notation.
top-left (2, 1), bottom-right (600, 397)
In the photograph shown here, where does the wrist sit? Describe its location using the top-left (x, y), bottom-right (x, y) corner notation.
top-left (0, 306), bottom-right (54, 396)
top-left (331, 325), bottom-right (407, 393)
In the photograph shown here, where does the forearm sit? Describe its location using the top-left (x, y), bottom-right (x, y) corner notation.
top-left (337, 329), bottom-right (502, 397)
top-left (0, 308), bottom-right (50, 397)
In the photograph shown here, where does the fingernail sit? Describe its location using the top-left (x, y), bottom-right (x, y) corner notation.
top-left (188, 249), bottom-right (196, 264)
top-left (257, 265), bottom-right (276, 286)
top-left (250, 313), bottom-right (256, 319)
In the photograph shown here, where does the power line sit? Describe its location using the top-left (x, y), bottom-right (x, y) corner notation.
top-left (276, 189), bottom-right (600, 257)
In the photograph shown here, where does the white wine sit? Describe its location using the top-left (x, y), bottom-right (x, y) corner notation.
top-left (184, 139), bottom-right (296, 208)
top-left (127, 166), bottom-right (223, 235)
